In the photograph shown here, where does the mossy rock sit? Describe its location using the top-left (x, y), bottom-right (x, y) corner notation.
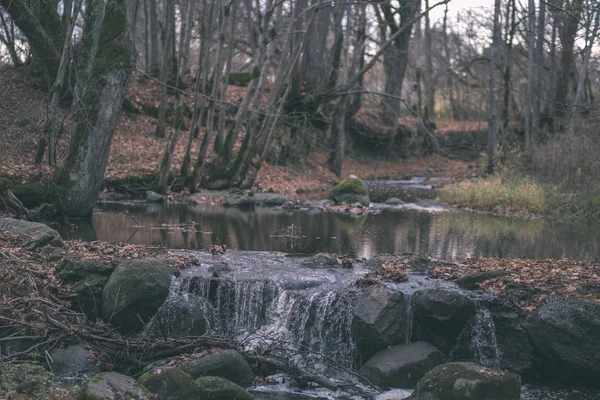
top-left (194, 376), bottom-right (253, 400)
top-left (410, 362), bottom-right (520, 400)
top-left (302, 253), bottom-right (339, 267)
top-left (138, 368), bottom-right (201, 400)
top-left (80, 372), bottom-right (150, 400)
top-left (333, 175), bottom-right (369, 197)
top-left (455, 271), bottom-right (517, 290)
top-left (228, 72), bottom-right (254, 87)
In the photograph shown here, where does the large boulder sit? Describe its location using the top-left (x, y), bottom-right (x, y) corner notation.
top-left (409, 362), bottom-right (520, 400)
top-left (0, 217), bottom-right (61, 246)
top-left (0, 363), bottom-right (57, 398)
top-left (352, 285), bottom-right (410, 362)
top-left (49, 344), bottom-right (99, 378)
top-left (138, 368), bottom-right (201, 400)
top-left (359, 342), bottom-right (447, 389)
top-left (333, 175), bottom-right (370, 206)
top-left (412, 289), bottom-right (475, 354)
top-left (179, 350), bottom-right (254, 387)
top-left (146, 295), bottom-right (217, 338)
top-left (80, 372), bottom-right (149, 399)
top-left (101, 258), bottom-right (173, 333)
top-left (522, 295), bottom-right (600, 385)
top-left (56, 258), bottom-right (115, 320)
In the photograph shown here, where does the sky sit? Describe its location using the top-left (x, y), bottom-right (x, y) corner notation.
top-left (430, 0), bottom-right (495, 23)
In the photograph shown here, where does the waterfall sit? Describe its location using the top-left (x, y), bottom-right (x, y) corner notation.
top-left (180, 275), bottom-right (358, 371)
top-left (470, 305), bottom-right (501, 369)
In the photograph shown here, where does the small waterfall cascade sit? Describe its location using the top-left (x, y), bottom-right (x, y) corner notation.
top-left (470, 305), bottom-right (501, 369)
top-left (178, 273), bottom-right (358, 371)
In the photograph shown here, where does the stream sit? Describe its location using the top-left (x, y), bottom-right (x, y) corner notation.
top-left (55, 185), bottom-right (600, 399)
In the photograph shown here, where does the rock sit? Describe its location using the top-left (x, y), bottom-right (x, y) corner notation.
top-left (412, 289), bottom-right (476, 354)
top-left (208, 262), bottom-right (232, 276)
top-left (384, 197), bottom-right (405, 205)
top-left (282, 200), bottom-right (296, 210)
top-left (146, 190), bottom-right (165, 203)
top-left (249, 388), bottom-right (318, 399)
top-left (195, 376), bottom-right (253, 400)
top-left (409, 362), bottom-right (521, 400)
top-left (28, 203), bottom-right (58, 222)
top-left (352, 285), bottom-right (410, 362)
top-left (455, 271), bottom-right (516, 290)
top-left (483, 298), bottom-right (534, 374)
top-left (375, 389), bottom-right (412, 400)
top-left (333, 175), bottom-right (370, 206)
top-left (138, 368), bottom-right (201, 400)
top-left (179, 350), bottom-right (254, 387)
top-left (0, 217), bottom-right (61, 243)
top-left (223, 191), bottom-right (255, 207)
top-left (253, 193), bottom-right (289, 207)
top-left (522, 295), bottom-right (600, 385)
top-left (80, 372), bottom-right (149, 399)
top-left (359, 342), bottom-right (447, 389)
top-left (0, 363), bottom-right (57, 398)
top-left (301, 253), bottom-right (339, 267)
top-left (334, 193), bottom-right (370, 207)
top-left (101, 258), bottom-right (173, 333)
top-left (49, 343), bottom-right (99, 377)
top-left (146, 295), bottom-right (216, 338)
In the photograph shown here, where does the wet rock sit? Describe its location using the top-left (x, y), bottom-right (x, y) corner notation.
top-left (80, 372), bottom-right (149, 399)
top-left (208, 262), bottom-right (232, 276)
top-left (28, 203), bottom-right (58, 222)
top-left (352, 285), bottom-right (410, 362)
top-left (409, 362), bottom-right (521, 400)
top-left (102, 258), bottom-right (173, 333)
top-left (412, 289), bottom-right (476, 354)
top-left (56, 258), bottom-right (115, 320)
top-left (138, 368), bottom-right (201, 400)
top-left (301, 253), bottom-right (339, 267)
top-left (384, 197), bottom-right (405, 206)
top-left (195, 376), bottom-right (253, 400)
top-left (146, 295), bottom-right (216, 338)
top-left (49, 343), bottom-right (99, 377)
top-left (359, 341), bottom-right (446, 389)
top-left (483, 298), bottom-right (534, 374)
top-left (522, 295), bottom-right (600, 386)
top-left (146, 190), bottom-right (165, 203)
top-left (179, 350), bottom-right (254, 387)
top-left (249, 388), bottom-right (320, 399)
top-left (0, 217), bottom-right (61, 244)
top-left (455, 271), bottom-right (516, 290)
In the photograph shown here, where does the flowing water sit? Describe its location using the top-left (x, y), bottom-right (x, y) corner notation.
top-left (58, 191), bottom-right (600, 399)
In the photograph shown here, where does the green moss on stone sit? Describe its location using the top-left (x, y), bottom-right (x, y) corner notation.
top-left (228, 72), bottom-right (254, 87)
top-left (333, 175), bottom-right (368, 196)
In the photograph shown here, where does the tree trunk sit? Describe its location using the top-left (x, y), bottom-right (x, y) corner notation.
top-left (155, 0), bottom-right (174, 138)
top-left (424, 0), bottom-right (435, 120)
top-left (148, 0), bottom-right (159, 75)
top-left (56, 0), bottom-right (135, 217)
top-left (487, 0), bottom-right (501, 175)
top-left (524, 0), bottom-right (537, 160)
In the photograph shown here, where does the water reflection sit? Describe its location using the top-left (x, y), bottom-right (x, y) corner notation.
top-left (57, 202), bottom-right (600, 261)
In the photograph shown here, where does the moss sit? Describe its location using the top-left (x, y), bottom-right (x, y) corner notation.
top-left (89, 373), bottom-right (105, 384)
top-left (138, 368), bottom-right (200, 399)
top-left (122, 98), bottom-right (139, 114)
top-left (10, 182), bottom-right (60, 209)
top-left (333, 175), bottom-right (368, 196)
top-left (228, 72), bottom-right (254, 87)
top-left (93, 0), bottom-right (132, 77)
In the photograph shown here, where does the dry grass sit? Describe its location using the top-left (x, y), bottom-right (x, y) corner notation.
top-left (439, 172), bottom-right (552, 215)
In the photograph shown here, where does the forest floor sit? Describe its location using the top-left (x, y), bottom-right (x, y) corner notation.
top-left (0, 66), bottom-right (480, 195)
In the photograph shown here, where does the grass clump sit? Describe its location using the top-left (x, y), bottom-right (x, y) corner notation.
top-left (439, 172), bottom-right (552, 215)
